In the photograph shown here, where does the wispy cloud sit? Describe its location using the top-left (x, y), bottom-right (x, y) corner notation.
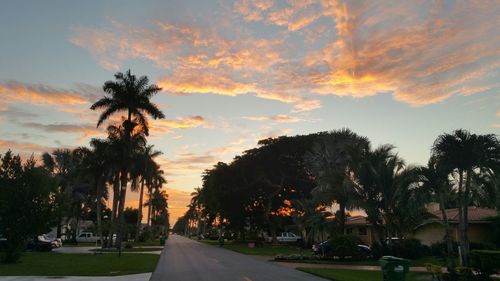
top-left (0, 81), bottom-right (92, 106)
top-left (19, 122), bottom-right (104, 139)
top-left (151, 115), bottom-right (207, 134)
top-left (243, 114), bottom-right (304, 123)
top-left (0, 138), bottom-right (55, 154)
top-left (70, 1), bottom-right (500, 111)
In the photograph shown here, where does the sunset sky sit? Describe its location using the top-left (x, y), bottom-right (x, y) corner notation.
top-left (1, 0), bottom-right (499, 224)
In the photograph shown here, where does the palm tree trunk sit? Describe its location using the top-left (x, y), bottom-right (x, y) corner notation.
top-left (339, 202), bottom-right (346, 235)
top-left (439, 195), bottom-right (456, 273)
top-left (108, 174), bottom-right (120, 248)
top-left (96, 177), bottom-right (104, 249)
top-left (457, 171), bottom-right (466, 266)
top-left (147, 189), bottom-right (152, 227)
top-left (462, 170), bottom-right (472, 266)
top-left (135, 179), bottom-right (145, 242)
top-left (117, 170), bottom-right (128, 255)
top-left (386, 214), bottom-right (394, 254)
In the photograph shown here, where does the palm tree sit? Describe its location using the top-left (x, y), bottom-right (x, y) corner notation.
top-left (91, 70), bottom-right (165, 136)
top-left (42, 149), bottom-right (76, 238)
top-left (432, 129), bottom-right (500, 265)
top-left (147, 167), bottom-right (167, 227)
top-left (106, 123), bottom-right (146, 250)
top-left (416, 156), bottom-right (457, 273)
top-left (292, 199), bottom-right (333, 247)
top-left (354, 145), bottom-right (425, 250)
top-left (134, 145), bottom-right (162, 241)
top-left (88, 138), bottom-right (114, 248)
top-left (305, 129), bottom-right (369, 234)
top-left (90, 70), bottom-right (165, 251)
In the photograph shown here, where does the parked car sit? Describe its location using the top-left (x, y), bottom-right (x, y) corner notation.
top-left (312, 241), bottom-right (372, 259)
top-left (265, 232), bottom-right (303, 244)
top-left (76, 232), bottom-right (102, 243)
top-left (27, 236), bottom-right (53, 252)
top-left (40, 234), bottom-right (62, 248)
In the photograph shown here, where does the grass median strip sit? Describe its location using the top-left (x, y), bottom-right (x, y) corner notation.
top-left (199, 239), bottom-right (305, 256)
top-left (0, 252), bottom-right (159, 276)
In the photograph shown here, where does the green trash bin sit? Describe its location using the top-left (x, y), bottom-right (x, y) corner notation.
top-left (159, 235), bottom-right (166, 246)
top-left (379, 256), bottom-right (410, 281)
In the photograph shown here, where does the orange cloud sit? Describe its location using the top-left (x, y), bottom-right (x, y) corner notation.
top-left (151, 116), bottom-right (207, 134)
top-left (158, 71), bottom-right (255, 96)
top-left (0, 138), bottom-right (56, 156)
top-left (70, 1), bottom-right (500, 110)
top-left (0, 81), bottom-right (89, 106)
top-left (243, 114), bottom-right (304, 123)
top-left (306, 0), bottom-right (500, 106)
top-left (234, 0), bottom-right (273, 22)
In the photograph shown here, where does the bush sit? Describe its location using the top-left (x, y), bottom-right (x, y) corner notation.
top-left (138, 228), bottom-right (152, 242)
top-left (430, 241), bottom-right (458, 257)
top-left (392, 238), bottom-right (429, 259)
top-left (328, 235), bottom-right (362, 260)
top-left (470, 250), bottom-right (500, 280)
top-left (274, 254), bottom-right (308, 261)
top-left (469, 242), bottom-right (497, 251)
top-left (124, 242), bottom-right (133, 249)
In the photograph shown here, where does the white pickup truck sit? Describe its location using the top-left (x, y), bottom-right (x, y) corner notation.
top-left (266, 232), bottom-right (303, 243)
top-left (76, 232), bottom-right (102, 243)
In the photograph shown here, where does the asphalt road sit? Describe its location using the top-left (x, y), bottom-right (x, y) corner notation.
top-left (149, 235), bottom-right (327, 281)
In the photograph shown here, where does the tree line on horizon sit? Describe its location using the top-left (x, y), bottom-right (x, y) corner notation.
top-left (175, 128), bottom-right (500, 274)
top-left (0, 70), bottom-right (170, 263)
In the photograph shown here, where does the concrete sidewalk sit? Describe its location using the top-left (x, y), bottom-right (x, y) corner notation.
top-left (0, 273), bottom-right (151, 281)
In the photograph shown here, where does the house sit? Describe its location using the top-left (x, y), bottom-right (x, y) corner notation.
top-left (343, 206), bottom-right (498, 247)
top-left (345, 215), bottom-right (377, 246)
top-left (412, 206), bottom-right (497, 246)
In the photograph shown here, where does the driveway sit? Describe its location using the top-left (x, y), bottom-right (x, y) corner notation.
top-left (149, 235), bottom-right (327, 281)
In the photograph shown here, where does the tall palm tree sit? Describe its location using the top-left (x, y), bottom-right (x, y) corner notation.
top-left (91, 70), bottom-right (165, 136)
top-left (106, 123), bottom-right (146, 250)
top-left (416, 156), bottom-right (456, 273)
top-left (42, 149), bottom-right (76, 238)
top-left (90, 70), bottom-right (165, 251)
top-left (354, 145), bottom-right (425, 250)
top-left (134, 145), bottom-right (162, 241)
top-left (305, 129), bottom-right (369, 234)
top-left (147, 168), bottom-right (167, 227)
top-left (88, 138), bottom-right (114, 248)
top-left (432, 129), bottom-right (500, 265)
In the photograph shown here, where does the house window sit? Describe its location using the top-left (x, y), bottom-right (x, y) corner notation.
top-left (358, 227), bottom-right (367, 236)
top-left (346, 228), bottom-right (353, 234)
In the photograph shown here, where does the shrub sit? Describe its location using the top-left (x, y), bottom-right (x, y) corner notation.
top-left (392, 238), bottom-right (429, 259)
top-left (124, 242), bottom-right (133, 249)
top-left (139, 228), bottom-right (152, 242)
top-left (430, 241), bottom-right (458, 257)
top-left (328, 235), bottom-right (362, 260)
top-left (470, 250), bottom-right (500, 281)
top-left (469, 242), bottom-right (497, 251)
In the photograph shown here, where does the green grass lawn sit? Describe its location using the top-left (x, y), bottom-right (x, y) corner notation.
top-left (199, 239), bottom-right (305, 256)
top-left (276, 256), bottom-right (446, 267)
top-left (0, 252), bottom-right (159, 276)
top-left (298, 268), bottom-right (431, 281)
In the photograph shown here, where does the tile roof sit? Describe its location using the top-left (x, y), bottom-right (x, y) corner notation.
top-left (430, 207), bottom-right (497, 222)
top-left (346, 215), bottom-right (369, 225)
